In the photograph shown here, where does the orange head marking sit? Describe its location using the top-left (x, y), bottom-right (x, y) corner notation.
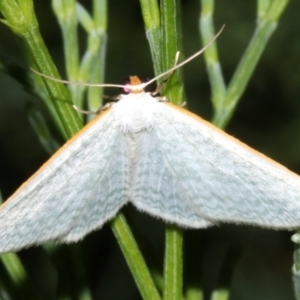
top-left (124, 76), bottom-right (144, 94)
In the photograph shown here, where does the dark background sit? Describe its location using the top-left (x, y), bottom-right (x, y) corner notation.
top-left (0, 1), bottom-right (300, 299)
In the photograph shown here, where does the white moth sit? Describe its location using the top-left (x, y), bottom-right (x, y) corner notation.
top-left (1, 29), bottom-right (300, 253)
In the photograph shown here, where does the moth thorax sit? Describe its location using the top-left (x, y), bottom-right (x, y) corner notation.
top-left (114, 92), bottom-right (159, 133)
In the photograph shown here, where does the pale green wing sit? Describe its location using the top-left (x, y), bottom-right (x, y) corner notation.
top-left (131, 128), bottom-right (212, 228)
top-left (134, 103), bottom-right (300, 229)
top-left (61, 129), bottom-right (130, 242)
top-left (0, 113), bottom-right (129, 253)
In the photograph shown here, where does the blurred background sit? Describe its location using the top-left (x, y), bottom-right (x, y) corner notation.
top-left (0, 1), bottom-right (300, 299)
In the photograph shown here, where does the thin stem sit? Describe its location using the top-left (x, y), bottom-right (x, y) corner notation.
top-left (163, 225), bottom-right (183, 300)
top-left (292, 232), bottom-right (300, 300)
top-left (86, 0), bottom-right (107, 116)
top-left (139, 0), bottom-right (162, 76)
top-left (0, 0), bottom-right (82, 138)
top-left (199, 0), bottom-right (226, 111)
top-left (212, 0), bottom-right (289, 128)
top-left (52, 0), bottom-right (82, 108)
top-left (157, 0), bottom-right (184, 298)
top-left (110, 214), bottom-right (161, 300)
top-left (160, 0), bottom-right (183, 105)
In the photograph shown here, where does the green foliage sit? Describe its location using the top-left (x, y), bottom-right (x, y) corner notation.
top-left (0, 0), bottom-right (298, 299)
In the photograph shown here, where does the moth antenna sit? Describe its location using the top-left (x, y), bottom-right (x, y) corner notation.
top-left (30, 68), bottom-right (127, 89)
top-left (143, 24), bottom-right (225, 88)
top-left (31, 25), bottom-right (224, 93)
top-left (151, 51), bottom-right (181, 96)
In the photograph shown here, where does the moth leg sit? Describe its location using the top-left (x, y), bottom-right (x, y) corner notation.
top-left (73, 95), bottom-right (121, 115)
top-left (156, 96), bottom-right (169, 103)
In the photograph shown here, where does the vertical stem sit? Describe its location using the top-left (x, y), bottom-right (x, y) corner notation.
top-left (160, 0), bottom-right (183, 105)
top-left (158, 0), bottom-right (184, 298)
top-left (163, 225), bottom-right (183, 300)
top-left (139, 0), bottom-right (162, 76)
top-left (199, 0), bottom-right (226, 111)
top-left (292, 232), bottom-right (300, 300)
top-left (86, 0), bottom-right (107, 115)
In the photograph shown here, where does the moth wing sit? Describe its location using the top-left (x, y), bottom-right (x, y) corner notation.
top-left (61, 127), bottom-right (130, 243)
top-left (136, 103), bottom-right (300, 229)
top-left (131, 126), bottom-right (212, 228)
top-left (0, 112), bottom-right (129, 252)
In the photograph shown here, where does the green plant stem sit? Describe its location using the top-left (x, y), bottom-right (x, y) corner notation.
top-left (213, 19), bottom-right (276, 128)
top-left (200, 0), bottom-right (289, 129)
top-left (199, 0), bottom-right (226, 112)
top-left (86, 0), bottom-right (107, 115)
top-left (0, 250), bottom-right (27, 285)
top-left (0, 0), bottom-right (82, 138)
top-left (24, 25), bottom-right (82, 138)
top-left (163, 225), bottom-right (183, 300)
top-left (0, 253), bottom-right (42, 299)
top-left (292, 232), bottom-right (300, 299)
top-left (52, 0), bottom-right (82, 108)
top-left (52, 0), bottom-right (107, 116)
top-left (209, 0), bottom-right (289, 128)
top-left (139, 0), bottom-right (161, 76)
top-left (158, 1), bottom-right (184, 299)
top-left (257, 0), bottom-right (272, 20)
top-left (160, 0), bottom-right (183, 105)
top-left (52, 0), bottom-right (79, 81)
top-left (111, 214), bottom-right (161, 300)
